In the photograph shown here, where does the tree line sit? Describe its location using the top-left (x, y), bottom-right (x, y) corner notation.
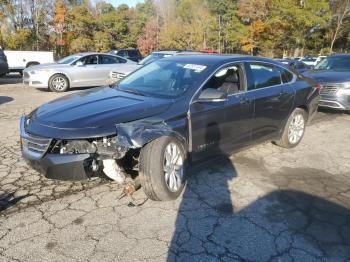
top-left (0, 0), bottom-right (349, 58)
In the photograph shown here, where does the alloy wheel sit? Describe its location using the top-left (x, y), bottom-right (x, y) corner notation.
top-left (163, 142), bottom-right (184, 193)
top-left (288, 113), bottom-right (305, 144)
top-left (52, 77), bottom-right (67, 91)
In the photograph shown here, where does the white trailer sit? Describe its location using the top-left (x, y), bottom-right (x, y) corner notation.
top-left (4, 50), bottom-right (54, 73)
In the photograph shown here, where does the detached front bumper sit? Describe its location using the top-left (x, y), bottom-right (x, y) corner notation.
top-left (20, 117), bottom-right (98, 181)
top-left (22, 71), bottom-right (50, 88)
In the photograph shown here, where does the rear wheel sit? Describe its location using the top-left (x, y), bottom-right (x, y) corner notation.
top-left (275, 108), bottom-right (308, 148)
top-left (49, 74), bottom-right (69, 92)
top-left (139, 136), bottom-right (186, 201)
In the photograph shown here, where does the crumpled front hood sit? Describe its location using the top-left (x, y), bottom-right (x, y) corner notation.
top-left (303, 70), bottom-right (350, 84)
top-left (26, 87), bottom-right (172, 138)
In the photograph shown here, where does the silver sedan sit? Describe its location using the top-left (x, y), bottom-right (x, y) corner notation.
top-left (23, 52), bottom-right (136, 92)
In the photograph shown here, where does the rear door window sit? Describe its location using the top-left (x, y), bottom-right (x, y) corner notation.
top-left (127, 50), bottom-right (139, 57)
top-left (74, 55), bottom-right (98, 65)
top-left (247, 63), bottom-right (282, 90)
top-left (117, 50), bottom-right (127, 57)
top-left (100, 55), bottom-right (126, 64)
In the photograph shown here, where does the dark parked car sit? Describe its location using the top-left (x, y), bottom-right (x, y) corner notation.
top-left (109, 49), bottom-right (143, 62)
top-left (0, 49), bottom-right (9, 77)
top-left (109, 50), bottom-right (202, 81)
top-left (276, 59), bottom-right (311, 74)
top-left (20, 55), bottom-right (319, 201)
top-left (304, 53), bottom-right (350, 111)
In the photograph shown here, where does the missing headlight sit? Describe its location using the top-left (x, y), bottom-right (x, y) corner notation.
top-left (51, 140), bottom-right (97, 154)
top-left (50, 136), bottom-right (129, 159)
top-left (95, 136), bottom-right (128, 159)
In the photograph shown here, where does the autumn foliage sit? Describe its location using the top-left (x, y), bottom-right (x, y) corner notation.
top-left (0, 0), bottom-right (349, 58)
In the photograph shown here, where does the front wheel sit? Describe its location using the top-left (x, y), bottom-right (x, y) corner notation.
top-left (139, 136), bottom-right (186, 201)
top-left (275, 108), bottom-right (308, 148)
top-left (49, 74), bottom-right (69, 92)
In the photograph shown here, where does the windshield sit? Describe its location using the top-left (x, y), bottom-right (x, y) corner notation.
top-left (314, 56), bottom-right (350, 70)
top-left (57, 55), bottom-right (81, 64)
top-left (116, 60), bottom-right (207, 98)
top-left (138, 53), bottom-right (173, 66)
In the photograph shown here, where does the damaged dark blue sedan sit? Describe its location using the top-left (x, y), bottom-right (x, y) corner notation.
top-left (20, 55), bottom-right (319, 201)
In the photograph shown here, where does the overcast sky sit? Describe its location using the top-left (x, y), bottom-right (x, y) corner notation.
top-left (94, 0), bottom-right (144, 7)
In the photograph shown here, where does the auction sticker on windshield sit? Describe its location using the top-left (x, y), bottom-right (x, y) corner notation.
top-left (183, 64), bottom-right (207, 72)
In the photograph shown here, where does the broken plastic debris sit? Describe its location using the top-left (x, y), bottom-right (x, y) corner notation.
top-left (102, 159), bottom-right (125, 184)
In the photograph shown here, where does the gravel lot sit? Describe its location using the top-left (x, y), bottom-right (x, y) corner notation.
top-left (1, 75), bottom-right (350, 261)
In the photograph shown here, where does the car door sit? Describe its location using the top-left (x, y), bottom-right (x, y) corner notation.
top-left (244, 62), bottom-right (295, 141)
top-left (189, 64), bottom-right (254, 160)
top-left (223, 64), bottom-right (254, 150)
top-left (69, 55), bottom-right (101, 87)
top-left (98, 55), bottom-right (127, 85)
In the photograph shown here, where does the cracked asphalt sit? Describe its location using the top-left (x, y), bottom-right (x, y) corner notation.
top-left (1, 75), bottom-right (350, 261)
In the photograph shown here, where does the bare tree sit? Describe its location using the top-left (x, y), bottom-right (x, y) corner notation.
top-left (330, 0), bottom-right (350, 52)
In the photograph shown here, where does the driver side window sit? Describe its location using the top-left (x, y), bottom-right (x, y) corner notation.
top-left (202, 64), bottom-right (244, 95)
top-left (76, 55), bottom-right (98, 65)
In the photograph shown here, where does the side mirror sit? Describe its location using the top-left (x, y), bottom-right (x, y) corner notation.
top-left (75, 61), bottom-right (84, 66)
top-left (196, 88), bottom-right (227, 103)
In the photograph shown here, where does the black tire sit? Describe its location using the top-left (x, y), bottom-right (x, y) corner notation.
top-left (49, 74), bottom-right (69, 92)
top-left (139, 136), bottom-right (187, 201)
top-left (0, 73), bottom-right (6, 77)
top-left (275, 108), bottom-right (308, 148)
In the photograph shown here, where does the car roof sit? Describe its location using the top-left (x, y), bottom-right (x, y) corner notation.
top-left (75, 52), bottom-right (128, 58)
top-left (111, 49), bottom-right (139, 51)
top-left (152, 51), bottom-right (180, 55)
top-left (161, 54), bottom-right (280, 67)
top-left (330, 53), bottom-right (350, 58)
top-left (70, 52), bottom-right (131, 62)
top-left (75, 52), bottom-right (110, 57)
top-left (151, 50), bottom-right (201, 55)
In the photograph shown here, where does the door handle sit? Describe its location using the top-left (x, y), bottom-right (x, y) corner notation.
top-left (280, 90), bottom-right (287, 95)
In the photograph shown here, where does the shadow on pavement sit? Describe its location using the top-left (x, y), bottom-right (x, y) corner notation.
top-left (168, 180), bottom-right (350, 261)
top-left (0, 96), bottom-right (13, 105)
top-left (0, 192), bottom-right (30, 213)
top-left (168, 124), bottom-right (350, 261)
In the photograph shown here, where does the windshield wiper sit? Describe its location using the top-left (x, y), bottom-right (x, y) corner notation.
top-left (121, 88), bottom-right (146, 96)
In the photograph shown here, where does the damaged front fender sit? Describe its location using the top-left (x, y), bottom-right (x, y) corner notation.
top-left (115, 120), bottom-right (186, 150)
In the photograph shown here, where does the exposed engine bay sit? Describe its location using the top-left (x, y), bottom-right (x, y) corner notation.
top-left (49, 136), bottom-right (138, 183)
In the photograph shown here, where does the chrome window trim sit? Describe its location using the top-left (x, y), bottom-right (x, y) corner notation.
top-left (245, 62), bottom-right (296, 91)
top-left (189, 60), bottom-right (297, 105)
